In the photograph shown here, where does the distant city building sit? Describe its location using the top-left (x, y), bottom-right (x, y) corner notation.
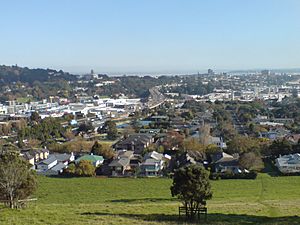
top-left (261, 70), bottom-right (270, 76)
top-left (208, 69), bottom-right (214, 75)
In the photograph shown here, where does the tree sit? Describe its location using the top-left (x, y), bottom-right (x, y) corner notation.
top-left (199, 124), bottom-right (211, 146)
top-left (104, 121), bottom-right (118, 140)
top-left (64, 163), bottom-right (76, 175)
top-left (26, 139), bottom-right (41, 148)
top-left (91, 141), bottom-right (115, 159)
top-left (30, 111), bottom-right (41, 122)
top-left (0, 152), bottom-right (37, 209)
top-left (239, 152), bottom-right (264, 171)
top-left (75, 160), bottom-right (95, 177)
top-left (78, 122), bottom-right (94, 133)
top-left (267, 139), bottom-right (293, 158)
top-left (65, 131), bottom-right (75, 142)
top-left (183, 138), bottom-right (205, 152)
top-left (123, 125), bottom-right (135, 138)
top-left (171, 165), bottom-right (212, 219)
top-left (227, 135), bottom-right (261, 155)
top-left (205, 144), bottom-right (220, 154)
top-left (108, 122), bottom-right (118, 139)
top-left (181, 110), bottom-right (194, 121)
top-left (162, 130), bottom-right (184, 151)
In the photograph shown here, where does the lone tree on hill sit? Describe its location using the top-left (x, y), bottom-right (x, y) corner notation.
top-left (171, 164), bottom-right (212, 219)
top-left (0, 152), bottom-right (37, 209)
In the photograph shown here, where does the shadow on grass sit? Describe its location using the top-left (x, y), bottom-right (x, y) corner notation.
top-left (109, 197), bottom-right (176, 203)
top-left (81, 212), bottom-right (300, 224)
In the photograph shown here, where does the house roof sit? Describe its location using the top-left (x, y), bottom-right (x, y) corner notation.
top-left (117, 150), bottom-right (134, 159)
top-left (53, 153), bottom-right (73, 162)
top-left (144, 151), bottom-right (164, 161)
top-left (51, 163), bottom-right (67, 172)
top-left (22, 152), bottom-right (34, 160)
top-left (109, 157), bottom-right (130, 167)
top-left (276, 153), bottom-right (300, 167)
top-left (141, 158), bottom-right (161, 166)
top-left (212, 152), bottom-right (236, 163)
top-left (115, 134), bottom-right (152, 146)
top-left (76, 154), bottom-right (104, 163)
top-left (39, 156), bottom-right (57, 165)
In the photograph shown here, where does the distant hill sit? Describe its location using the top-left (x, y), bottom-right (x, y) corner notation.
top-left (0, 65), bottom-right (77, 84)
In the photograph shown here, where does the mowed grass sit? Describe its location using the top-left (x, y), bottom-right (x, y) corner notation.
top-left (1, 174), bottom-right (300, 224)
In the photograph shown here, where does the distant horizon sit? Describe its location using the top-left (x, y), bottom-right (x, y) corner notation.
top-left (3, 63), bottom-right (300, 76)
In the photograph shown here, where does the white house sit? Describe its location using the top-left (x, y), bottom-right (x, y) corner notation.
top-left (275, 153), bottom-right (300, 173)
top-left (37, 156), bottom-right (57, 171)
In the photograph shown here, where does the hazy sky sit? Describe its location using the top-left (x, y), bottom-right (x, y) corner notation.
top-left (0, 0), bottom-right (300, 74)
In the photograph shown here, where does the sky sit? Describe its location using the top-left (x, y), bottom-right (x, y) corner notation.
top-left (0, 0), bottom-right (300, 74)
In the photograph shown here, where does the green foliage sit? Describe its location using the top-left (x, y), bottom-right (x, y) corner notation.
top-left (239, 152), bottom-right (264, 171)
top-left (266, 139), bottom-right (293, 158)
top-left (0, 65), bottom-right (75, 84)
top-left (18, 117), bottom-right (65, 143)
top-left (100, 120), bottom-right (118, 140)
top-left (171, 165), bottom-right (212, 219)
top-left (183, 138), bottom-right (205, 152)
top-left (30, 112), bottom-right (41, 122)
top-left (75, 160), bottom-right (95, 177)
top-left (0, 152), bottom-right (37, 209)
top-left (182, 100), bottom-right (210, 112)
top-left (210, 171), bottom-right (258, 180)
top-left (64, 161), bottom-right (97, 177)
top-left (91, 141), bottom-right (115, 159)
top-left (227, 135), bottom-right (262, 154)
top-left (47, 139), bottom-right (94, 153)
top-left (180, 111), bottom-right (194, 120)
top-left (78, 122), bottom-right (94, 133)
top-left (64, 163), bottom-right (76, 175)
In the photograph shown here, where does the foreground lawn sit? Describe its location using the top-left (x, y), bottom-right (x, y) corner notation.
top-left (1, 174), bottom-right (300, 224)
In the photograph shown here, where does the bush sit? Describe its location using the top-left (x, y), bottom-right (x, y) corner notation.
top-left (210, 171), bottom-right (257, 180)
top-left (62, 161), bottom-right (95, 177)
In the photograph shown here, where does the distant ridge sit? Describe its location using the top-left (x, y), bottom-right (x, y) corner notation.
top-left (0, 65), bottom-right (77, 84)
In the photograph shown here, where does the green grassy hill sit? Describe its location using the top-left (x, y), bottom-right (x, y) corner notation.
top-left (1, 174), bottom-right (300, 224)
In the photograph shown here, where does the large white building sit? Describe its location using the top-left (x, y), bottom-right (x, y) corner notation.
top-left (275, 153), bottom-right (300, 173)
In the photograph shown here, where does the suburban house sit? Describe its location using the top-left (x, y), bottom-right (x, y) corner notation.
top-left (174, 151), bottom-right (207, 169)
top-left (286, 134), bottom-right (300, 144)
top-left (208, 136), bottom-right (227, 149)
top-left (190, 133), bottom-right (227, 149)
top-left (140, 151), bottom-right (170, 176)
top-left (75, 154), bottom-right (104, 167)
top-left (43, 163), bottom-right (67, 176)
top-left (37, 156), bottom-right (58, 172)
top-left (113, 134), bottom-right (153, 154)
top-left (140, 158), bottom-right (163, 176)
top-left (259, 131), bottom-right (278, 140)
top-left (53, 153), bottom-right (75, 165)
top-left (21, 148), bottom-right (50, 164)
top-left (108, 150), bottom-right (137, 176)
top-left (22, 152), bottom-right (35, 166)
top-left (109, 157), bottom-right (131, 176)
top-left (275, 153), bottom-right (300, 173)
top-left (211, 152), bottom-right (240, 173)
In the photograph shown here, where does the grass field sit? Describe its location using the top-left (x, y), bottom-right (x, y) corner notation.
top-left (1, 174), bottom-right (300, 224)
